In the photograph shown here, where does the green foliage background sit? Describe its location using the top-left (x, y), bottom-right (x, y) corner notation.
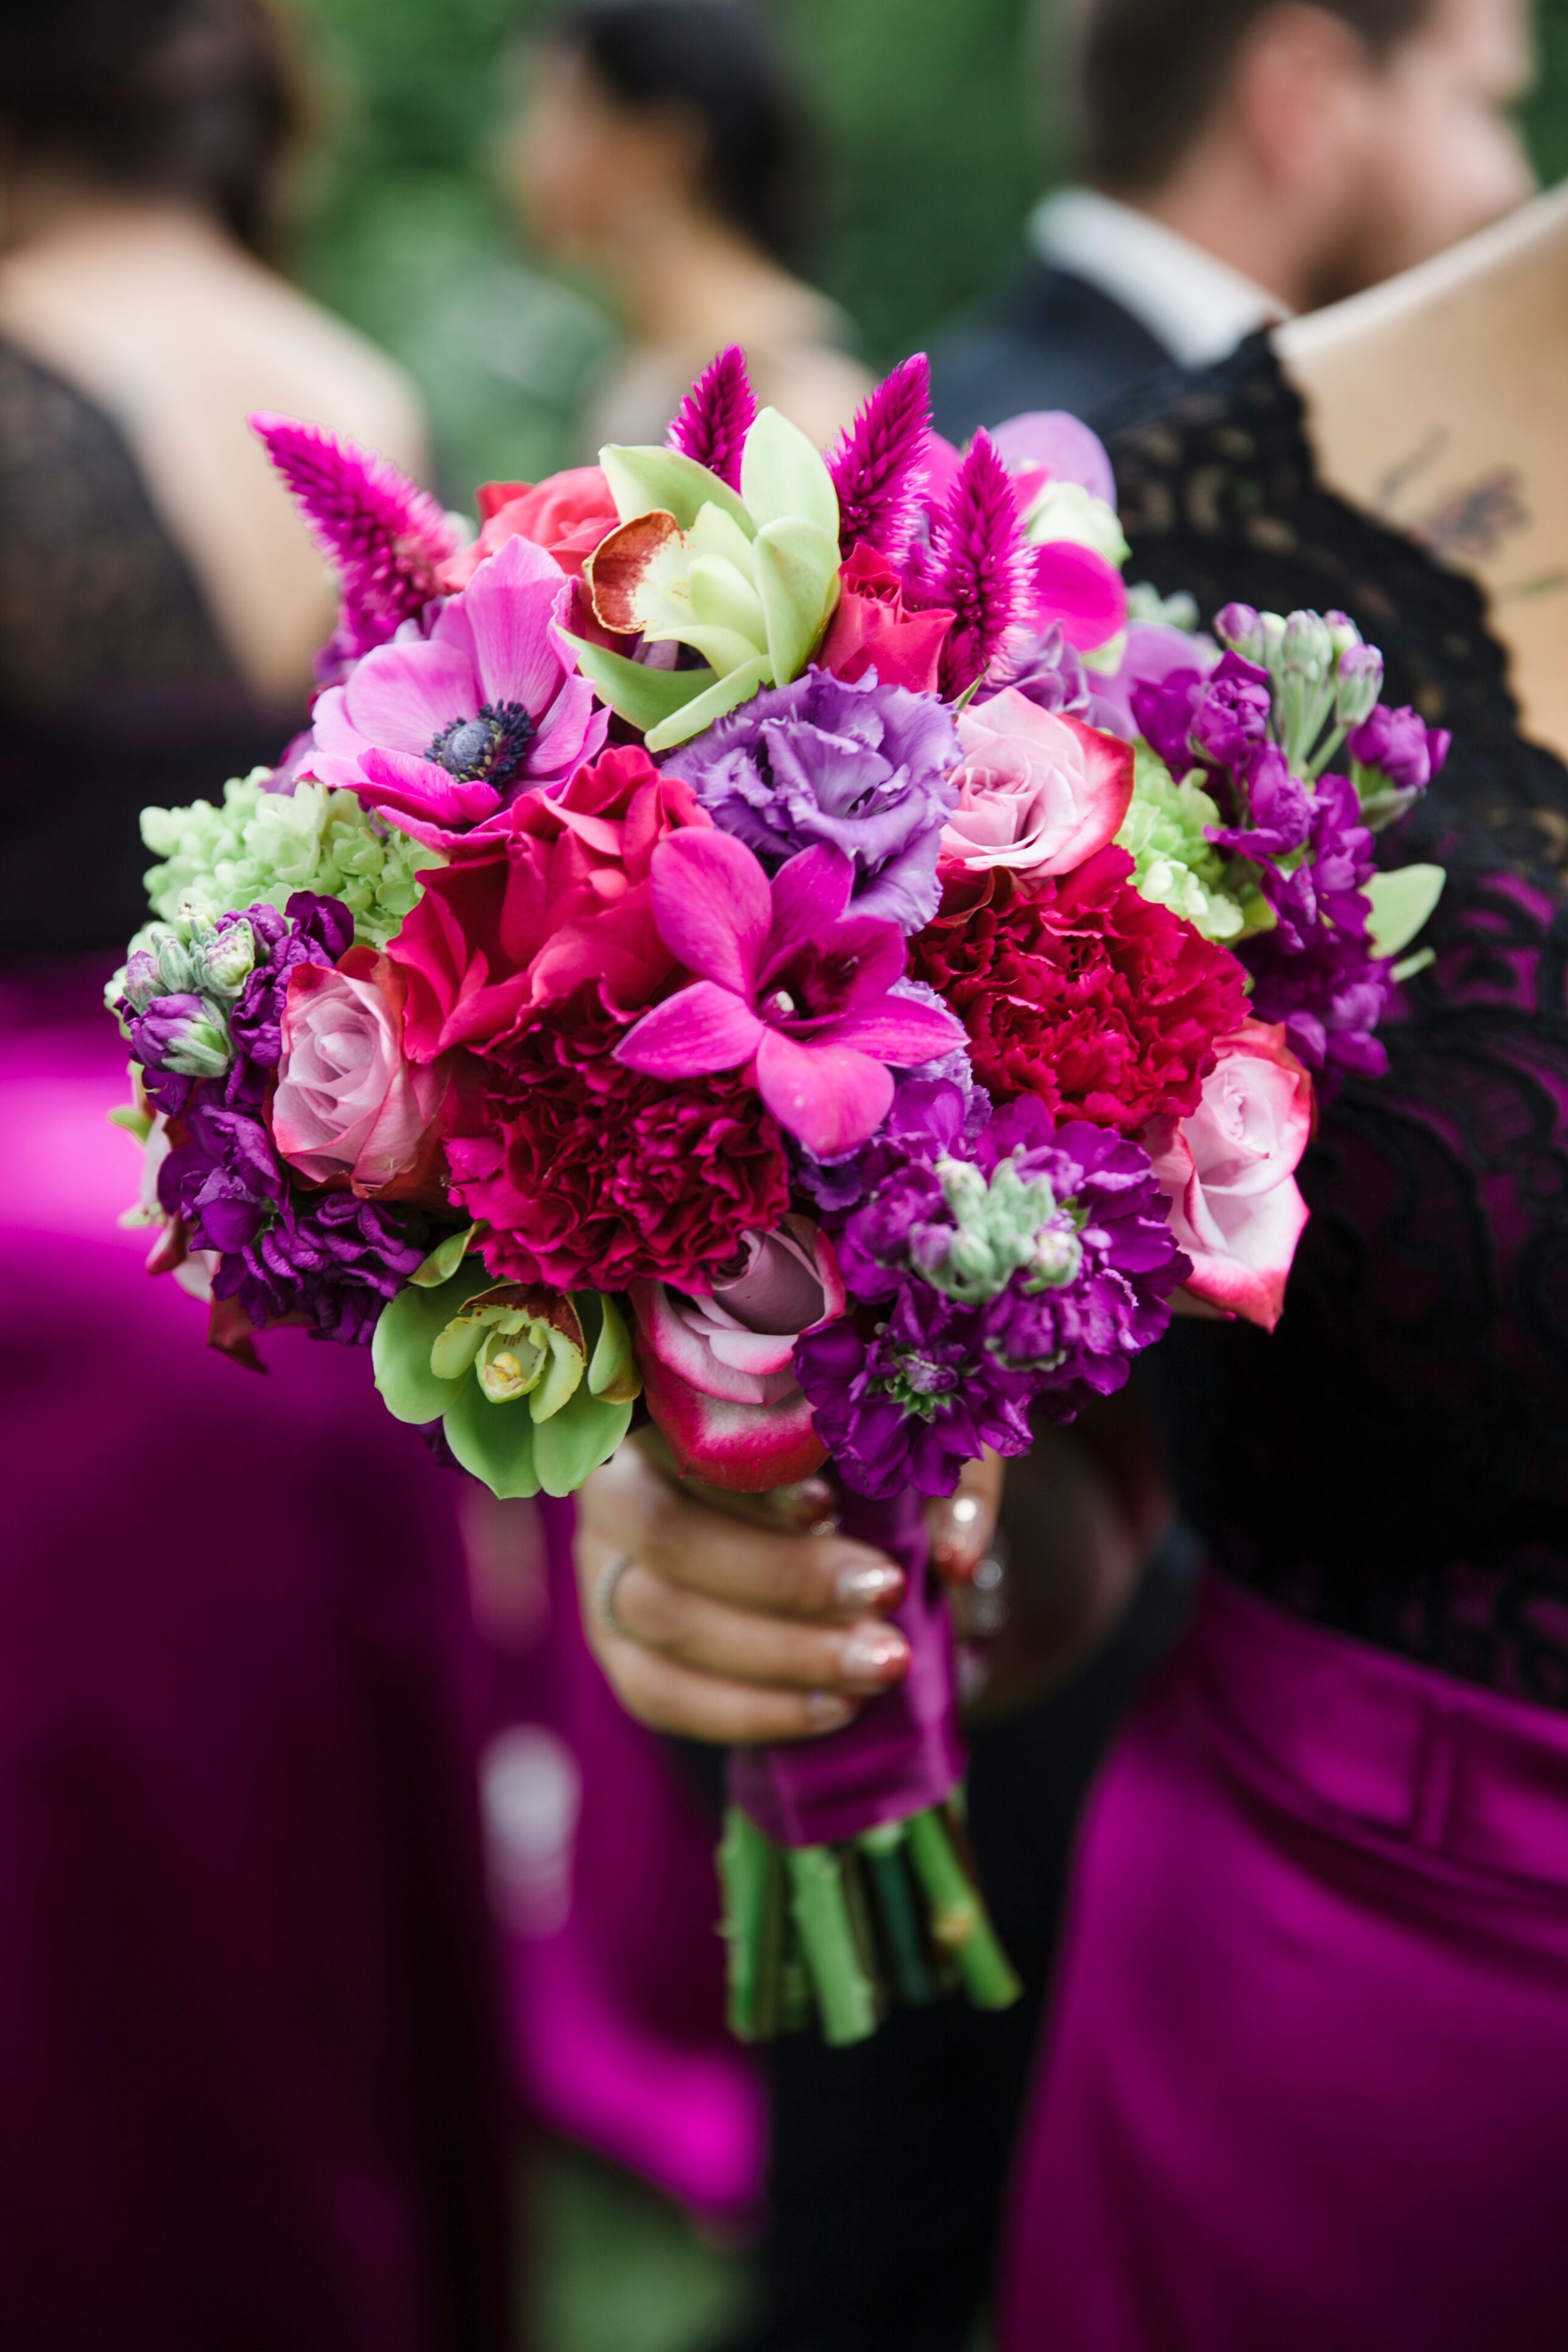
top-left (286, 0), bottom-right (1568, 495)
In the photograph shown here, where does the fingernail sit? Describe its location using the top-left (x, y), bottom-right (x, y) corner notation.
top-left (835, 1560), bottom-right (905, 1612)
top-left (839, 1627), bottom-right (910, 1692)
top-left (806, 1690), bottom-right (855, 1728)
top-left (775, 1477), bottom-right (838, 1533)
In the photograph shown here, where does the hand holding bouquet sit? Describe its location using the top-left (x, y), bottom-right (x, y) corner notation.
top-left (110, 348), bottom-right (1445, 2042)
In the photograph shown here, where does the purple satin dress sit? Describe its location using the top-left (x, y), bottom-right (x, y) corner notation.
top-left (0, 969), bottom-right (515, 2349)
top-left (999, 342), bottom-right (1568, 2350)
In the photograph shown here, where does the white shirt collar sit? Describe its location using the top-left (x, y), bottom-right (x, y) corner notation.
top-left (1029, 187), bottom-right (1290, 369)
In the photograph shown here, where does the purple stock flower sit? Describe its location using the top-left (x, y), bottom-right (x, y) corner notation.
top-left (1349, 704), bottom-right (1452, 794)
top-left (667, 666), bottom-right (961, 931)
top-left (793, 1082), bottom-right (1187, 1497)
top-left (615, 829), bottom-right (962, 1161)
top-left (158, 1092), bottom-right (431, 1346)
top-left (1237, 772), bottom-right (1389, 1089)
top-left (225, 893), bottom-right (355, 1105)
top-left (666, 345), bottom-right (757, 491)
top-left (251, 413), bottom-right (461, 685)
top-left (1208, 742), bottom-right (1314, 862)
top-left (1188, 653), bottom-right (1273, 767)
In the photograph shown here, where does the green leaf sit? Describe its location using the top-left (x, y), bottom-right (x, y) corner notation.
top-left (443, 1377), bottom-right (542, 1500)
top-left (586, 1293), bottom-right (641, 1404)
top-left (108, 1102), bottom-right (154, 1143)
top-left (599, 445), bottom-right (754, 536)
top-left (562, 635), bottom-right (719, 734)
top-left (740, 409), bottom-right (840, 539)
top-left (411, 1225), bottom-right (476, 1288)
top-left (753, 519), bottom-right (842, 683)
top-left (1365, 864), bottom-right (1446, 961)
top-left (532, 1384), bottom-right (634, 1497)
top-left (372, 1268), bottom-right (489, 1424)
top-left (1392, 946), bottom-right (1436, 984)
top-left (645, 656), bottom-right (774, 753)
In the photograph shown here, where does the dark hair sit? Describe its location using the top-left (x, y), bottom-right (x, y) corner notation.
top-left (555, 1), bottom-right (808, 264)
top-left (1076, 0), bottom-right (1436, 192)
top-left (0, 0), bottom-right (300, 257)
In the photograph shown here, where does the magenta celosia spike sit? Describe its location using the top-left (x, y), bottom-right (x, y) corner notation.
top-left (828, 353), bottom-right (933, 560)
top-left (665, 345), bottom-right (757, 491)
top-left (250, 412), bottom-right (460, 668)
top-left (917, 429), bottom-right (1032, 701)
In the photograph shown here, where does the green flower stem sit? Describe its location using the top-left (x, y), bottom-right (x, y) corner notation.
top-left (785, 1847), bottom-right (880, 2046)
top-left (906, 1809), bottom-right (1023, 2013)
top-left (718, 1807), bottom-right (774, 2041)
top-left (858, 1824), bottom-right (936, 2008)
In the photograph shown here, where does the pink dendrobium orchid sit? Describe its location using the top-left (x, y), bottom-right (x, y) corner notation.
top-left (1027, 540), bottom-right (1128, 654)
top-left (300, 534), bottom-right (608, 840)
top-left (1144, 1019), bottom-right (1314, 1332)
top-left (630, 1215), bottom-right (845, 1489)
top-left (615, 830), bottom-right (964, 1160)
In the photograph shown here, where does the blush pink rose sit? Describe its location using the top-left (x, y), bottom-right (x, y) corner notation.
top-left (439, 466), bottom-right (620, 590)
top-left (630, 1216), bottom-right (846, 1491)
top-left (272, 948), bottom-right (454, 1203)
top-left (1144, 1019), bottom-right (1313, 1332)
top-left (941, 691), bottom-right (1135, 877)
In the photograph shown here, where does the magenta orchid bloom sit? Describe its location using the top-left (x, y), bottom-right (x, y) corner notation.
top-left (302, 534), bottom-right (607, 839)
top-left (616, 830), bottom-right (964, 1159)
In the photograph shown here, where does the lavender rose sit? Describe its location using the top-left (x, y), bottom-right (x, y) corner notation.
top-left (666, 666), bottom-right (961, 932)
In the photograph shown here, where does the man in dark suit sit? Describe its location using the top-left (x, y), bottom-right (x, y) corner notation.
top-left (932, 0), bottom-right (1533, 440)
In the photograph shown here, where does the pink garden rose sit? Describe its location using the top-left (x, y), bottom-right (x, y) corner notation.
top-left (630, 1217), bottom-right (846, 1490)
top-left (272, 949), bottom-right (454, 1203)
top-left (941, 691), bottom-right (1135, 876)
top-left (440, 466), bottom-right (620, 590)
top-left (1144, 1019), bottom-right (1313, 1331)
top-left (818, 542), bottom-right (955, 694)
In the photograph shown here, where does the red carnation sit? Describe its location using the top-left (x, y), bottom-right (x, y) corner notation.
top-left (909, 846), bottom-right (1249, 1134)
top-left (445, 990), bottom-right (790, 1293)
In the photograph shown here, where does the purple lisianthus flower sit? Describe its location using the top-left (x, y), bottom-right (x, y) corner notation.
top-left (158, 1092), bottom-right (431, 1345)
top-left (666, 665), bottom-right (961, 933)
top-left (225, 892), bottom-right (355, 1107)
top-left (793, 1081), bottom-right (1188, 1496)
top-left (302, 534), bottom-right (607, 839)
top-left (978, 621), bottom-right (1092, 719)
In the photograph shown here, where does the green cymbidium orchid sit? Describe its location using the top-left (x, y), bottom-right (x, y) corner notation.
top-left (373, 1239), bottom-right (640, 1499)
top-left (563, 409), bottom-right (843, 754)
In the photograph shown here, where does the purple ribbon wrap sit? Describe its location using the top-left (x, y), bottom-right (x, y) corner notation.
top-left (727, 1485), bottom-right (966, 1849)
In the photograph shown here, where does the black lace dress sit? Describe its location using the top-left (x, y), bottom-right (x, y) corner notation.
top-left (0, 335), bottom-right (294, 962)
top-left (1102, 336), bottom-right (1568, 1708)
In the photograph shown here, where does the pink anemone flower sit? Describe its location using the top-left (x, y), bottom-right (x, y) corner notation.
top-left (616, 830), bottom-right (964, 1160)
top-left (302, 534), bottom-right (607, 839)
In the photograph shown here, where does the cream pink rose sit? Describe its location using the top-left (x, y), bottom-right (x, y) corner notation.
top-left (272, 949), bottom-right (453, 1202)
top-left (1144, 1019), bottom-right (1313, 1332)
top-left (940, 691), bottom-right (1135, 875)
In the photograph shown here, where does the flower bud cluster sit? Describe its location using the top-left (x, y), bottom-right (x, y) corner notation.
top-left (1213, 604), bottom-right (1390, 780)
top-left (110, 897), bottom-right (260, 1082)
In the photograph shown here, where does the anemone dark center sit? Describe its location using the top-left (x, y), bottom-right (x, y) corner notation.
top-left (428, 701), bottom-right (535, 786)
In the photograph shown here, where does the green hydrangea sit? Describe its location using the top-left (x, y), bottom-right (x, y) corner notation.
top-left (1115, 745), bottom-right (1249, 942)
top-left (139, 770), bottom-right (443, 948)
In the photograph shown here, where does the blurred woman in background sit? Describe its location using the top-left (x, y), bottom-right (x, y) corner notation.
top-left (0, 9), bottom-right (514, 2346)
top-left (0, 0), bottom-right (426, 959)
top-left (513, 0), bottom-right (871, 454)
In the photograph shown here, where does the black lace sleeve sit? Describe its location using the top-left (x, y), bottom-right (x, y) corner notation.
top-left (1101, 337), bottom-right (1568, 1707)
top-left (0, 337), bottom-right (295, 962)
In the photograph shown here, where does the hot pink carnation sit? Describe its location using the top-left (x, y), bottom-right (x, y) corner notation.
top-left (909, 847), bottom-right (1249, 1135)
top-left (447, 994), bottom-right (791, 1294)
top-left (272, 948), bottom-right (454, 1204)
top-left (440, 467), bottom-right (620, 590)
top-left (386, 745), bottom-right (712, 1059)
top-left (1144, 1019), bottom-right (1313, 1331)
top-left (942, 693), bottom-right (1134, 875)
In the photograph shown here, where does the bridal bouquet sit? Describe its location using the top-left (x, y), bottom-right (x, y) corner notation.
top-left (109, 348), bottom-right (1445, 2044)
